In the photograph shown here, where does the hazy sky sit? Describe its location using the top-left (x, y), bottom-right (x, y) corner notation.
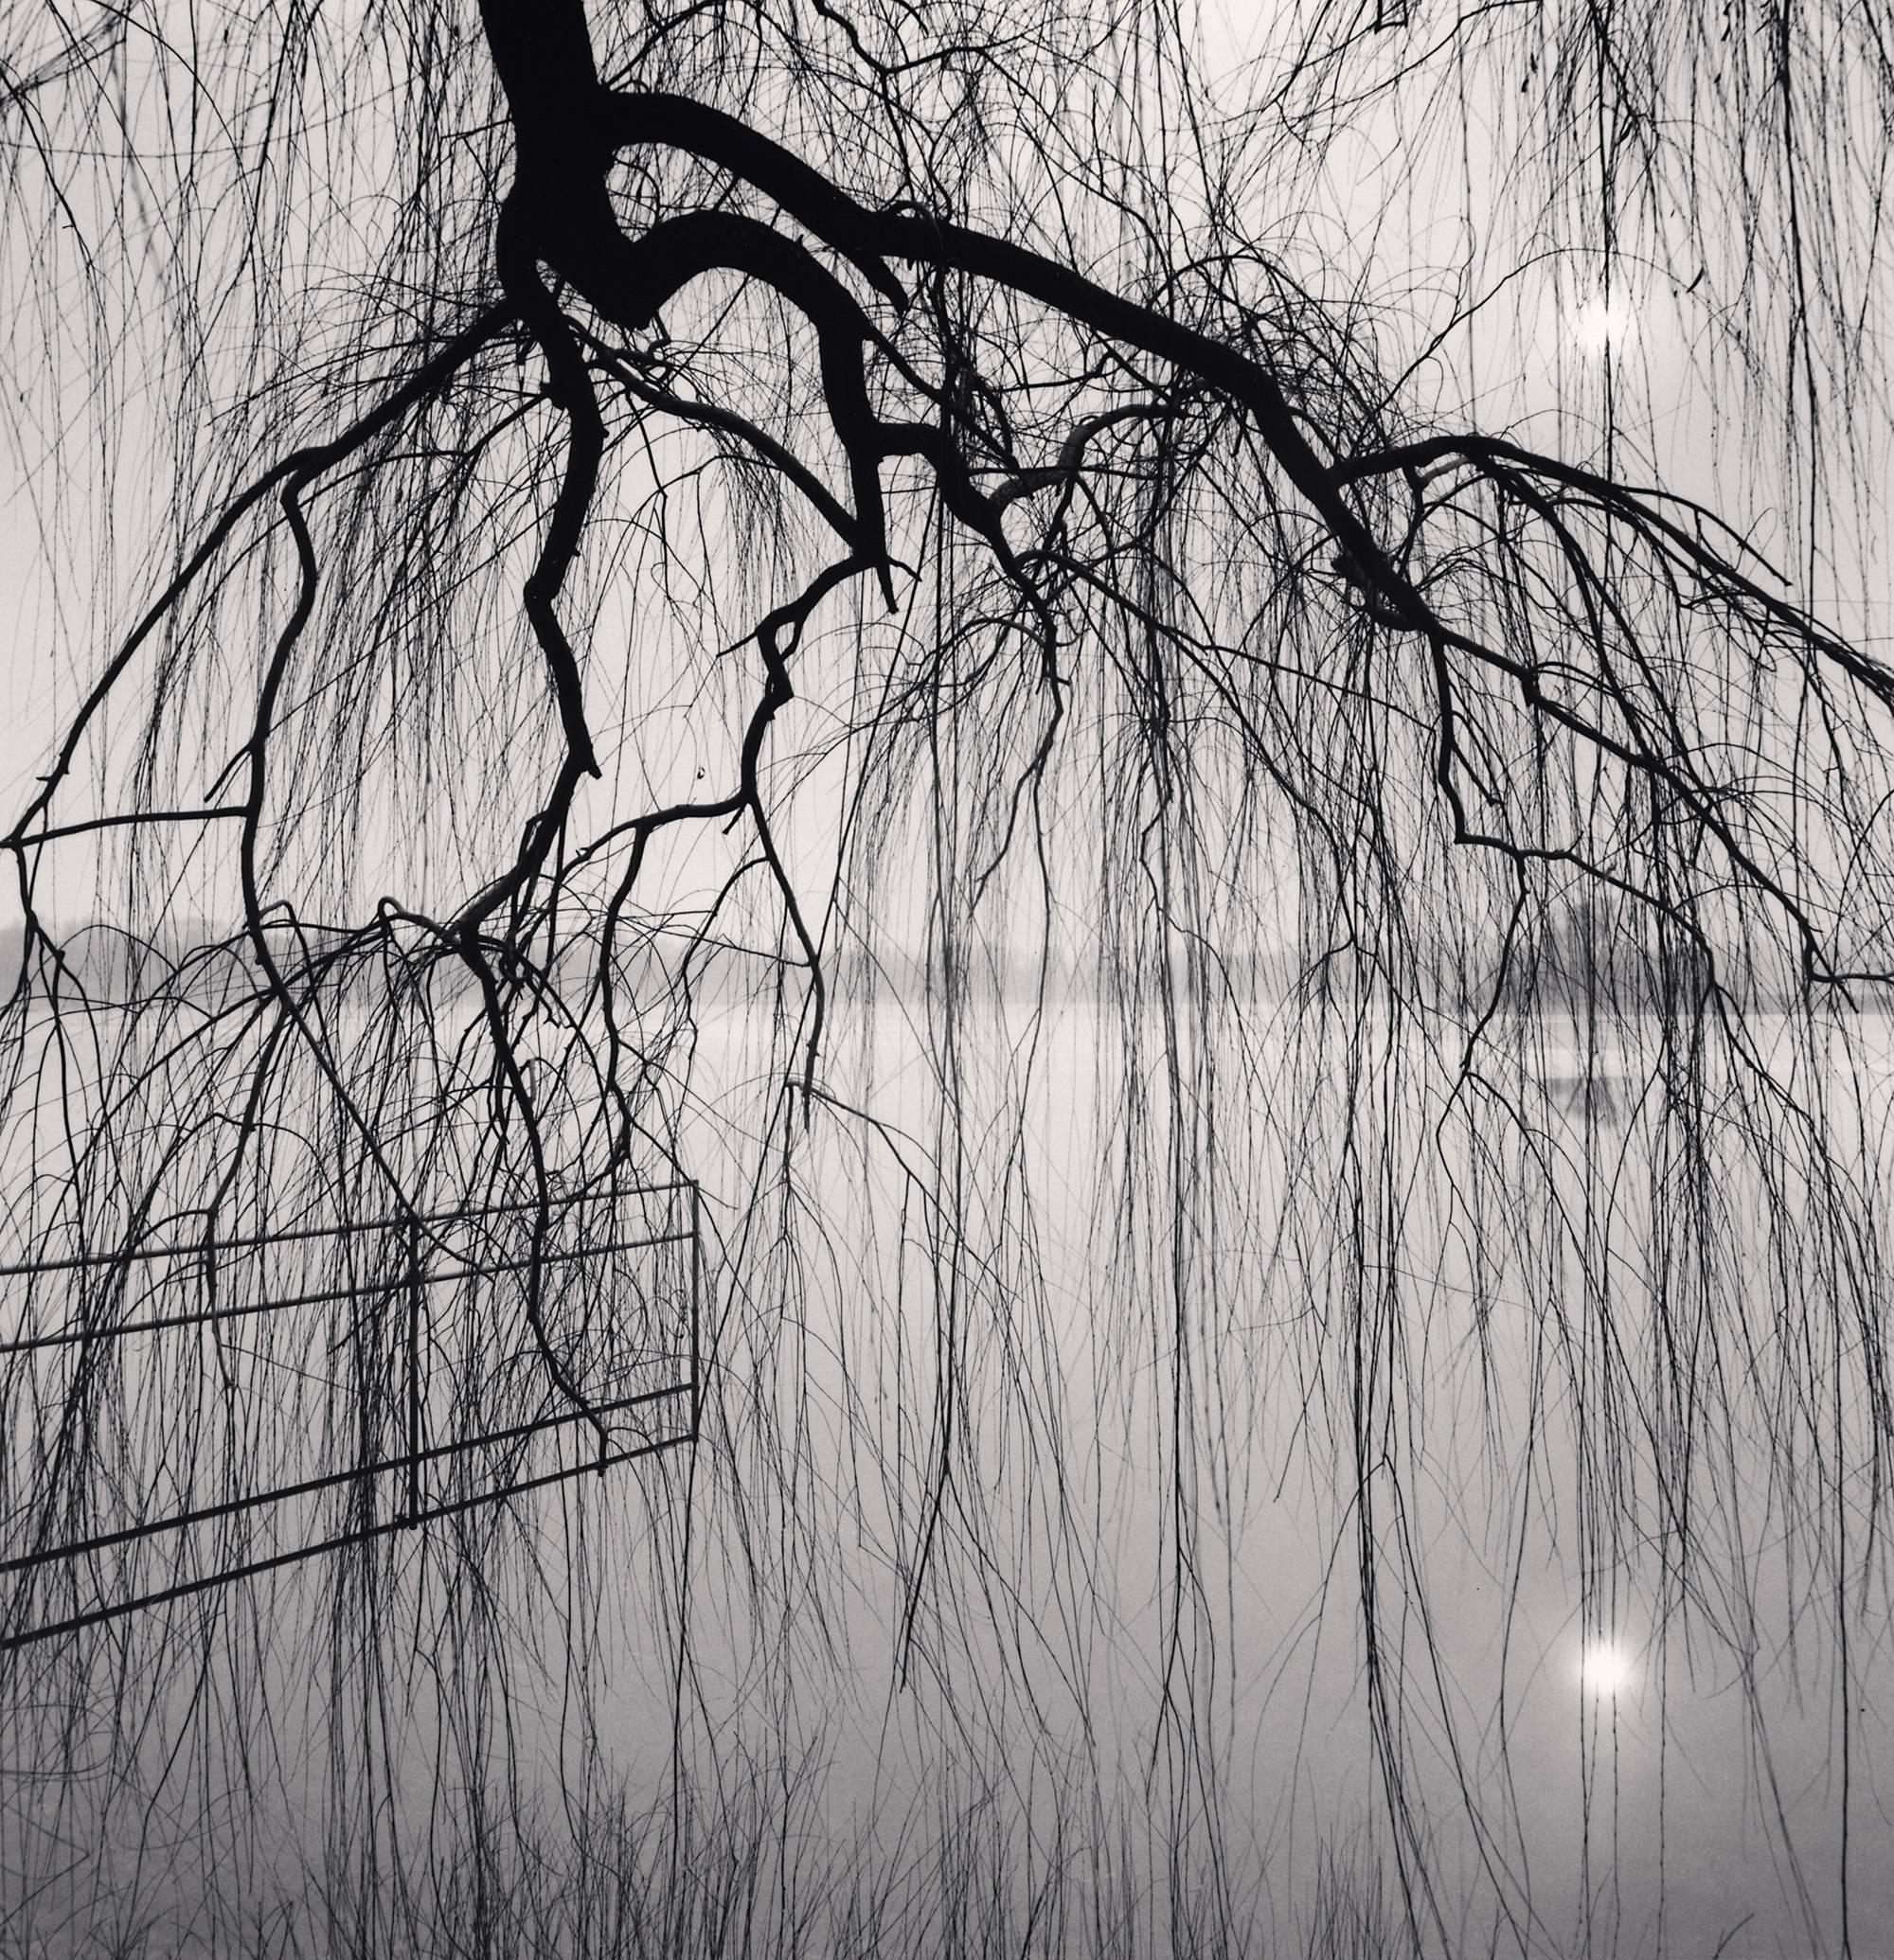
top-left (3, 2), bottom-right (1889, 932)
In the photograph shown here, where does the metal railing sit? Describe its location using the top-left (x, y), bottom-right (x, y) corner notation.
top-left (0, 1179), bottom-right (701, 1649)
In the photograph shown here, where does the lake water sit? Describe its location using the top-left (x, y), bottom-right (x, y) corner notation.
top-left (4, 992), bottom-right (1892, 1957)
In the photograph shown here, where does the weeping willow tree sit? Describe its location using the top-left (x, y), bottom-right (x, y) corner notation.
top-left (3, 1), bottom-right (1893, 1955)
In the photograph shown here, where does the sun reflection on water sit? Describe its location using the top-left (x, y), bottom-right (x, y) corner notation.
top-left (1580, 1639), bottom-right (1637, 1697)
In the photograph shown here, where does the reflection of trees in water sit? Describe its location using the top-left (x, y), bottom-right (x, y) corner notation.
top-left (3, 0), bottom-right (1894, 1951)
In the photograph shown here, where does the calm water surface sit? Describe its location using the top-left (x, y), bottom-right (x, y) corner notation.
top-left (5, 998), bottom-right (1892, 1956)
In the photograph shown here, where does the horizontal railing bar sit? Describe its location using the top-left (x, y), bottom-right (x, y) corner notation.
top-left (1, 1379), bottom-right (692, 1575)
top-left (0, 1427), bottom-right (690, 1652)
top-left (0, 1181), bottom-right (694, 1279)
top-left (0, 1232), bottom-right (693, 1353)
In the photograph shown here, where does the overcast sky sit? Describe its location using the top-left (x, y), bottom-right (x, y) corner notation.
top-left (3, 5), bottom-right (1889, 938)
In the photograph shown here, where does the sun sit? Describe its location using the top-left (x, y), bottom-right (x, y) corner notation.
top-left (1569, 294), bottom-right (1638, 355)
top-left (1580, 1640), bottom-right (1637, 1696)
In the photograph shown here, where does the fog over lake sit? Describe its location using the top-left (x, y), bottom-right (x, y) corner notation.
top-left (7, 972), bottom-right (1892, 1959)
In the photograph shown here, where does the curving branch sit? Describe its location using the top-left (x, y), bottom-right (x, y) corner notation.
top-left (7, 0), bottom-right (1894, 1951)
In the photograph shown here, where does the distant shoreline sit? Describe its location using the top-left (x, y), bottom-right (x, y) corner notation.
top-left (0, 919), bottom-right (1870, 1022)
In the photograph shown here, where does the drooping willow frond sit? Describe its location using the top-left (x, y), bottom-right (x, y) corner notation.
top-left (3, 2), bottom-right (1892, 1954)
